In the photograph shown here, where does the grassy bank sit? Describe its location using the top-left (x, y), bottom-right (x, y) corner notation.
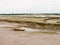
top-left (0, 16), bottom-right (60, 30)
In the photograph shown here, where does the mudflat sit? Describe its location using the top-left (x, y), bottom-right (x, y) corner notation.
top-left (0, 16), bottom-right (60, 45)
top-left (0, 28), bottom-right (60, 45)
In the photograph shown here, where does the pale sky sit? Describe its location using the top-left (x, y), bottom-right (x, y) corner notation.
top-left (0, 0), bottom-right (60, 13)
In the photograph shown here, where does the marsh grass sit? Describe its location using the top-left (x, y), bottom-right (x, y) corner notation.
top-left (0, 17), bottom-right (60, 30)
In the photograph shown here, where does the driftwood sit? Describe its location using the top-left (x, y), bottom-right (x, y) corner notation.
top-left (13, 27), bottom-right (25, 31)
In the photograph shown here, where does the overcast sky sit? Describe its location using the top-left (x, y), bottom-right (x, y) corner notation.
top-left (0, 0), bottom-right (60, 13)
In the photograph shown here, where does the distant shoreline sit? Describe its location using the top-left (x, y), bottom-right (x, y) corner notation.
top-left (0, 13), bottom-right (60, 15)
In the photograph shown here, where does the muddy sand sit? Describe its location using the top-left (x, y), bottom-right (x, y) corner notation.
top-left (0, 21), bottom-right (60, 45)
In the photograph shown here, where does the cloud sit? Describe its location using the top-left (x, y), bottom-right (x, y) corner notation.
top-left (0, 0), bottom-right (60, 13)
